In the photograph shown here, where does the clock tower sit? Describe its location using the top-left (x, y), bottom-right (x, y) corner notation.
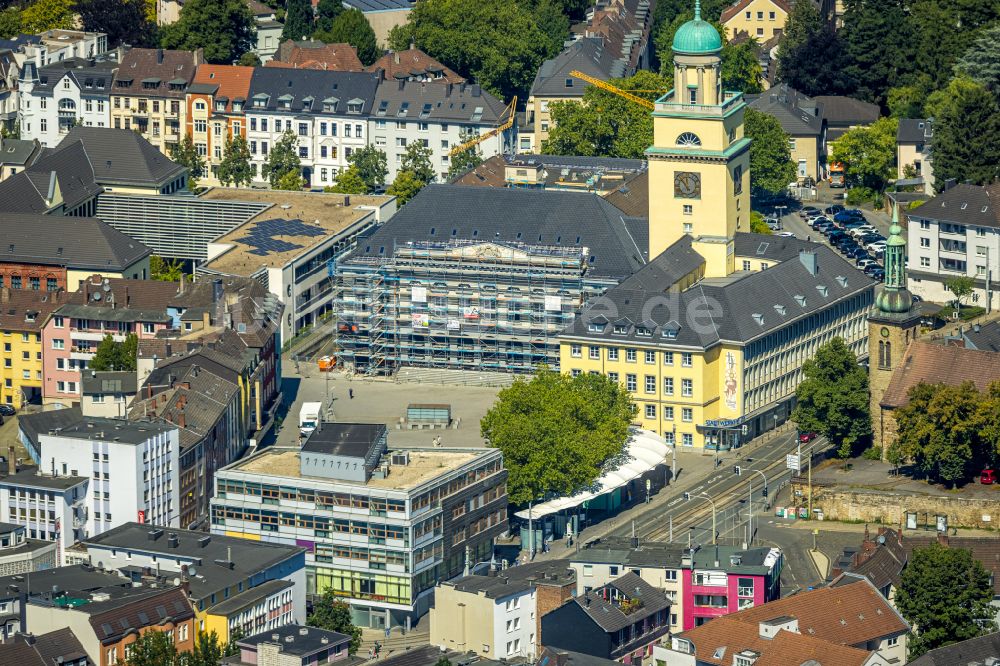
top-left (868, 206), bottom-right (922, 455)
top-left (646, 0), bottom-right (750, 278)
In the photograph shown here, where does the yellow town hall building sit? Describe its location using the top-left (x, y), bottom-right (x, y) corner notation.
top-left (558, 3), bottom-right (875, 449)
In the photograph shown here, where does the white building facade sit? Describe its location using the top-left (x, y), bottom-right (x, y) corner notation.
top-left (0, 471), bottom-right (88, 565)
top-left (18, 58), bottom-right (115, 147)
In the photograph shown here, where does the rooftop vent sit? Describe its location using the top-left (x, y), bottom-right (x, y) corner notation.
top-left (167, 533), bottom-right (179, 548)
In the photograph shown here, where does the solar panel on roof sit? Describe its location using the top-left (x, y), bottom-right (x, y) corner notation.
top-left (156, 605), bottom-right (167, 619)
top-left (138, 611), bottom-right (150, 624)
top-left (101, 623), bottom-right (114, 636)
top-left (234, 218), bottom-right (327, 257)
top-left (174, 601), bottom-right (186, 613)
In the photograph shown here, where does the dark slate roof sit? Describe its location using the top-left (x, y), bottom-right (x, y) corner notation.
top-left (897, 118), bottom-right (934, 144)
top-left (734, 231), bottom-right (819, 262)
top-left (0, 628), bottom-right (93, 666)
top-left (964, 321), bottom-right (1000, 353)
top-left (0, 140), bottom-right (102, 213)
top-left (47, 418), bottom-right (174, 445)
top-left (247, 68), bottom-right (378, 116)
top-left (613, 235), bottom-right (704, 292)
top-left (63, 127), bottom-right (187, 186)
top-left (346, 184), bottom-right (647, 280)
top-left (302, 422), bottom-right (385, 458)
top-left (445, 561), bottom-right (575, 598)
top-left (909, 632), bottom-right (1000, 666)
top-left (908, 182), bottom-right (1000, 229)
top-left (746, 84), bottom-right (823, 136)
top-left (574, 573), bottom-right (671, 632)
top-left (205, 579), bottom-right (293, 616)
top-left (239, 624), bottom-right (350, 656)
top-left (81, 371), bottom-right (138, 396)
top-left (17, 405), bottom-right (83, 454)
top-left (32, 56), bottom-right (117, 96)
top-left (0, 467), bottom-right (88, 491)
top-left (0, 213), bottom-right (150, 270)
top-left (343, 0), bottom-right (415, 11)
top-left (82, 587), bottom-right (194, 643)
top-left (0, 138), bottom-right (40, 166)
top-left (0, 564), bottom-right (130, 601)
top-left (530, 38), bottom-right (625, 98)
top-left (372, 79), bottom-right (507, 124)
top-left (562, 238), bottom-right (874, 347)
top-left (571, 536), bottom-right (688, 568)
top-left (113, 48), bottom-right (198, 99)
top-left (812, 95), bottom-right (880, 126)
top-left (536, 647), bottom-right (620, 666)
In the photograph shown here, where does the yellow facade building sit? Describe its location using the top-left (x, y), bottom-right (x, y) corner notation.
top-left (0, 290), bottom-right (64, 408)
top-left (558, 6), bottom-right (874, 449)
top-left (720, 0), bottom-right (790, 41)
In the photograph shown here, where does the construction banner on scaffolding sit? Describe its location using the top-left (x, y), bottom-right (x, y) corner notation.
top-left (411, 286), bottom-right (427, 302)
top-left (462, 306), bottom-right (480, 319)
top-left (544, 295), bottom-right (562, 311)
top-left (447, 319), bottom-right (461, 330)
top-left (412, 313), bottom-right (430, 327)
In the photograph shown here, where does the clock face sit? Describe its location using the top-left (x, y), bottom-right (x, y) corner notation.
top-left (880, 327), bottom-right (890, 338)
top-left (674, 171), bottom-right (701, 199)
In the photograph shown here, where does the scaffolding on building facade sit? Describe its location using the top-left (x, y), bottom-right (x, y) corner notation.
top-left (333, 239), bottom-right (617, 375)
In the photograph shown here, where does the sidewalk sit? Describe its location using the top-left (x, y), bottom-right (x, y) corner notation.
top-left (359, 623), bottom-right (430, 658)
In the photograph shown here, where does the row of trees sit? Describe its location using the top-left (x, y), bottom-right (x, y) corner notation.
top-left (778, 0), bottom-right (1000, 190)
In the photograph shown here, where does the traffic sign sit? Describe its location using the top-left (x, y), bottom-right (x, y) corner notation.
top-left (786, 454), bottom-right (801, 471)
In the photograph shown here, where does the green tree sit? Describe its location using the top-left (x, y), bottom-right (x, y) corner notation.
top-left (90, 334), bottom-right (120, 373)
top-left (161, 0), bottom-right (256, 64)
top-left (909, 0), bottom-right (999, 93)
top-left (830, 117), bottom-right (898, 193)
top-left (217, 135), bottom-right (253, 188)
top-left (224, 627), bottom-right (245, 657)
top-left (744, 107), bottom-right (796, 194)
top-left (721, 39), bottom-right (763, 94)
top-left (348, 145), bottom-right (388, 191)
top-left (543, 70), bottom-right (668, 159)
top-left (434, 657), bottom-right (453, 666)
top-left (150, 255), bottom-right (184, 282)
top-left (749, 210), bottom-right (771, 235)
top-left (839, 0), bottom-right (914, 108)
top-left (481, 366), bottom-right (636, 505)
top-left (387, 0), bottom-right (555, 101)
top-left (170, 134), bottom-right (206, 188)
top-left (77, 0), bottom-right (154, 48)
top-left (263, 130), bottom-right (301, 188)
top-left (956, 24), bottom-right (1000, 103)
top-left (238, 51), bottom-right (262, 66)
top-left (275, 169), bottom-right (305, 190)
top-left (282, 0), bottom-right (314, 41)
top-left (890, 381), bottom-right (994, 486)
top-left (119, 333), bottom-right (138, 371)
top-left (315, 0), bottom-right (343, 33)
top-left (792, 338), bottom-right (870, 458)
top-left (932, 78), bottom-right (1000, 190)
top-left (124, 630), bottom-right (182, 666)
top-left (887, 83), bottom-right (928, 119)
top-left (774, 0), bottom-right (847, 97)
top-left (325, 165), bottom-right (367, 194)
top-left (315, 8), bottom-right (379, 65)
top-left (447, 145), bottom-right (483, 179)
top-left (400, 142), bottom-right (435, 184)
top-left (386, 169), bottom-right (425, 205)
top-left (20, 0), bottom-right (74, 33)
top-left (307, 592), bottom-right (362, 654)
top-left (531, 0), bottom-right (570, 57)
top-left (945, 275), bottom-right (975, 307)
top-left (896, 542), bottom-right (994, 657)
top-left (0, 7), bottom-right (20, 39)
top-left (186, 630), bottom-right (224, 666)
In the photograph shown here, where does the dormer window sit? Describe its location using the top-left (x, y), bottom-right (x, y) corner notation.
top-left (347, 99), bottom-right (363, 114)
top-left (253, 93), bottom-right (269, 108)
top-left (397, 101), bottom-right (409, 117)
top-left (324, 97), bottom-right (340, 113)
top-left (376, 100), bottom-right (387, 116)
top-left (302, 96), bottom-right (314, 110)
top-left (232, 100), bottom-right (243, 112)
top-left (278, 94), bottom-right (293, 109)
top-left (613, 324), bottom-right (629, 334)
top-left (662, 320), bottom-right (680, 339)
top-left (215, 101), bottom-right (226, 111)
top-left (636, 326), bottom-right (652, 337)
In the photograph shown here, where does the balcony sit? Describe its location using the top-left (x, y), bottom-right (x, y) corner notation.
top-left (70, 349), bottom-right (95, 360)
top-left (654, 89), bottom-right (744, 116)
top-left (72, 330), bottom-right (125, 342)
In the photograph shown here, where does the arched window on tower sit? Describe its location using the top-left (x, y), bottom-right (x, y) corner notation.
top-left (878, 340), bottom-right (892, 370)
top-left (676, 132), bottom-right (702, 147)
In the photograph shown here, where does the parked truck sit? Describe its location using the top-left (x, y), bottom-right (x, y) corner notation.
top-left (829, 162), bottom-right (846, 188)
top-left (299, 402), bottom-right (322, 436)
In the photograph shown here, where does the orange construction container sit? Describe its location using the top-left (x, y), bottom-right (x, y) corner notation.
top-left (318, 356), bottom-right (335, 371)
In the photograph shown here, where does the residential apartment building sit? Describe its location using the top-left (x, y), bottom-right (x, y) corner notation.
top-left (19, 57), bottom-right (117, 147)
top-left (248, 0), bottom-right (283, 63)
top-left (746, 85), bottom-right (825, 181)
top-left (186, 65), bottom-right (253, 185)
top-left (0, 627), bottom-right (91, 665)
top-left (210, 423), bottom-right (508, 629)
top-left (367, 48), bottom-right (464, 85)
top-left (371, 79), bottom-right (513, 182)
top-left (0, 522), bottom-right (58, 575)
top-left (82, 523), bottom-right (307, 643)
top-left (0, 468), bottom-right (88, 565)
top-left (268, 40), bottom-right (364, 71)
top-left (655, 576), bottom-right (909, 666)
top-left (0, 49), bottom-right (20, 133)
top-left (430, 561), bottom-right (576, 660)
top-left (720, 0), bottom-right (790, 40)
top-left (26, 585), bottom-right (196, 666)
top-left (110, 48), bottom-right (202, 154)
top-left (0, 289), bottom-right (64, 407)
top-left (245, 68), bottom-right (378, 189)
top-left (541, 573), bottom-right (672, 665)
top-left (34, 418), bottom-right (180, 535)
top-left (81, 371), bottom-right (137, 418)
top-left (897, 118), bottom-right (935, 194)
top-left (0, 137), bottom-right (42, 180)
top-left (906, 181), bottom-right (1000, 309)
top-left (230, 624), bottom-right (353, 666)
top-left (18, 30), bottom-right (108, 68)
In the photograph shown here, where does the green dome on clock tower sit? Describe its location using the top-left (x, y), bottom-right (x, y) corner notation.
top-left (672, 0), bottom-right (723, 55)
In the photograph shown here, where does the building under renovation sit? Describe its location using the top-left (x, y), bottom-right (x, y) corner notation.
top-left (333, 184), bottom-right (647, 374)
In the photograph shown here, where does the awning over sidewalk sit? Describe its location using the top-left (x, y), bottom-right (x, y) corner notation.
top-left (513, 429), bottom-right (671, 520)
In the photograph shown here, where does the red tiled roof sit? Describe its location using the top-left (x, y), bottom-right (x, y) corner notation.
top-left (0, 288), bottom-right (68, 333)
top-left (721, 0), bottom-right (791, 23)
top-left (367, 48), bottom-right (465, 84)
top-left (269, 40), bottom-right (364, 71)
top-left (678, 617), bottom-right (873, 666)
top-left (880, 340), bottom-right (1000, 408)
top-left (193, 64), bottom-right (254, 113)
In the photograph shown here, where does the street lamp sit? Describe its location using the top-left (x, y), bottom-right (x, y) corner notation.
top-left (734, 466), bottom-right (768, 545)
top-left (684, 491), bottom-right (718, 545)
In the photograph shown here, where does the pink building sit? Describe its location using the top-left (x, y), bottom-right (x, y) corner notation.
top-left (42, 277), bottom-right (179, 405)
top-left (681, 546), bottom-right (782, 630)
top-left (232, 624), bottom-right (351, 665)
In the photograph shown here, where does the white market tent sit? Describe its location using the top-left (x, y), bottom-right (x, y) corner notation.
top-left (513, 429), bottom-right (671, 520)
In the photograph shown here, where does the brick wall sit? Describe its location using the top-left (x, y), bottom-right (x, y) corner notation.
top-left (534, 580), bottom-right (574, 653)
top-left (804, 486), bottom-right (1000, 529)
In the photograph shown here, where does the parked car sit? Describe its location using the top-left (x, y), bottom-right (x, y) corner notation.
top-left (766, 217), bottom-right (782, 231)
top-left (815, 221), bottom-right (835, 234)
top-left (777, 232), bottom-right (796, 238)
top-left (849, 225), bottom-right (878, 238)
top-left (841, 219), bottom-right (868, 230)
top-left (867, 240), bottom-right (888, 252)
top-left (857, 259), bottom-right (877, 270)
top-left (799, 432), bottom-right (817, 443)
top-left (858, 233), bottom-right (885, 245)
top-left (0, 404), bottom-right (14, 417)
top-left (824, 205), bottom-right (845, 215)
top-left (981, 469), bottom-right (996, 485)
top-left (811, 216), bottom-right (832, 229)
top-left (865, 264), bottom-right (884, 277)
top-left (834, 210), bottom-right (865, 224)
top-left (799, 206), bottom-right (821, 218)
top-left (868, 268), bottom-right (886, 281)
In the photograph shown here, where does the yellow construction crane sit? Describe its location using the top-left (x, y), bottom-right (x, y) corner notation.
top-left (449, 96), bottom-right (518, 157)
top-left (568, 70), bottom-right (663, 110)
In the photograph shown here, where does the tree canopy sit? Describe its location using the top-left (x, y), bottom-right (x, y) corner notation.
top-left (889, 381), bottom-right (1000, 486)
top-left (447, 145), bottom-right (483, 180)
top-left (326, 165), bottom-right (368, 194)
top-left (930, 77), bottom-right (1000, 190)
top-left (744, 107), bottom-right (796, 194)
top-left (307, 592), bottom-right (362, 654)
top-left (829, 117), bottom-right (898, 193)
top-left (20, 0), bottom-right (74, 33)
top-left (217, 135), bottom-right (253, 188)
top-left (481, 366), bottom-right (636, 505)
top-left (386, 169), bottom-right (425, 205)
top-left (169, 135), bottom-right (205, 188)
top-left (78, 0), bottom-right (155, 48)
top-left (400, 142), bottom-right (435, 184)
top-left (0, 7), bottom-right (21, 39)
top-left (542, 71), bottom-right (668, 159)
top-left (348, 145), bottom-right (389, 191)
top-left (263, 130), bottom-right (302, 188)
top-left (150, 255), bottom-right (184, 282)
top-left (282, 0), bottom-right (314, 41)
top-left (956, 24), bottom-right (1000, 104)
top-left (315, 8), bottom-right (379, 66)
top-left (792, 338), bottom-right (870, 458)
top-left (896, 542), bottom-right (994, 658)
top-left (91, 333), bottom-right (138, 372)
top-left (315, 0), bottom-right (344, 33)
top-left (161, 0), bottom-right (256, 64)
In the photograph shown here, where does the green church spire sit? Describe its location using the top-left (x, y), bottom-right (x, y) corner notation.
top-left (875, 205), bottom-right (913, 313)
top-left (694, 0), bottom-right (701, 20)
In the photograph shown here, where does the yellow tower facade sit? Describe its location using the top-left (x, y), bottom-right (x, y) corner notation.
top-left (647, 3), bottom-right (750, 277)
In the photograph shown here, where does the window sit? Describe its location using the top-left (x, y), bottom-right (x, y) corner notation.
top-left (664, 406), bottom-right (674, 421)
top-left (682, 433), bottom-right (693, 446)
top-left (608, 371), bottom-right (619, 383)
top-left (682, 408), bottom-right (693, 422)
top-left (299, 146), bottom-right (308, 158)
top-left (743, 260), bottom-right (752, 271)
top-left (571, 344), bottom-right (581, 357)
top-left (788, 138), bottom-right (796, 150)
top-left (920, 237), bottom-right (930, 247)
top-left (52, 339), bottom-right (64, 350)
top-left (682, 379), bottom-right (693, 397)
top-left (920, 257), bottom-right (930, 267)
top-left (626, 348), bottom-right (637, 362)
top-left (683, 222), bottom-right (693, 233)
top-left (607, 348), bottom-right (619, 361)
top-left (645, 404), bottom-right (656, 418)
top-left (665, 569), bottom-right (678, 581)
top-left (887, 637), bottom-right (899, 647)
top-left (645, 350), bottom-right (656, 364)
top-left (626, 374), bottom-right (637, 392)
top-left (298, 122), bottom-right (308, 136)
top-left (769, 11), bottom-right (776, 19)
top-left (663, 352), bottom-right (673, 366)
top-left (683, 204), bottom-right (693, 215)
top-left (664, 377), bottom-right (674, 395)
top-left (682, 352), bottom-right (693, 367)
top-left (40, 119), bottom-right (47, 133)
top-left (589, 346), bottom-right (600, 360)
top-left (645, 375), bottom-right (656, 394)
top-left (976, 245), bottom-right (988, 256)
top-left (194, 119), bottom-right (206, 133)
top-left (919, 220), bottom-right (930, 230)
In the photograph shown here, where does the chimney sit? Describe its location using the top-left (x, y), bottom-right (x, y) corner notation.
top-left (157, 48), bottom-right (164, 64)
top-left (798, 250), bottom-right (818, 276)
top-left (343, 195), bottom-right (350, 206)
top-left (177, 408), bottom-right (186, 429)
top-left (167, 533), bottom-right (179, 548)
top-left (446, 82), bottom-right (453, 97)
top-left (471, 84), bottom-right (481, 97)
top-left (8, 446), bottom-right (16, 472)
top-left (398, 78), bottom-right (405, 91)
top-left (18, 591), bottom-right (27, 635)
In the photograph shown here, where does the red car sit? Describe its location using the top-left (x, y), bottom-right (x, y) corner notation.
top-left (798, 432), bottom-right (817, 443)
top-left (981, 469), bottom-right (996, 485)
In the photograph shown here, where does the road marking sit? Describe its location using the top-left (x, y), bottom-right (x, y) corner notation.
top-left (667, 499), bottom-right (682, 507)
top-left (691, 485), bottom-right (704, 492)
